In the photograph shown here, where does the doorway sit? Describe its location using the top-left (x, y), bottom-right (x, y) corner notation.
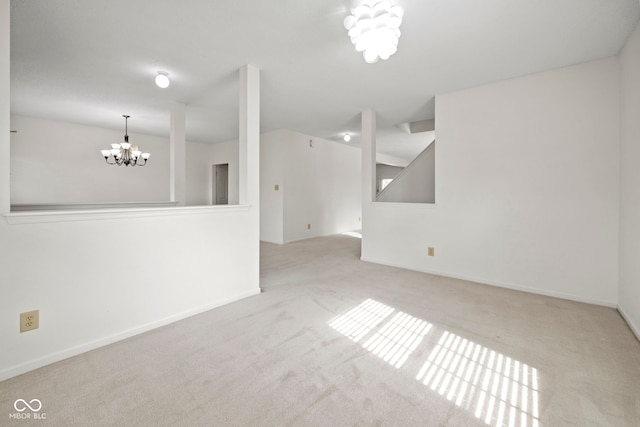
top-left (212, 163), bottom-right (229, 205)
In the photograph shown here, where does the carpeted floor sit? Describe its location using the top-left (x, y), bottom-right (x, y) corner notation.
top-left (1, 234), bottom-right (639, 426)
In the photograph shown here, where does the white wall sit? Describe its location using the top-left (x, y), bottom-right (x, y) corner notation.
top-left (619, 21), bottom-right (640, 338)
top-left (10, 115), bottom-right (170, 204)
top-left (259, 129), bottom-right (361, 244)
top-left (362, 57), bottom-right (620, 306)
top-left (279, 130), bottom-right (361, 243)
top-left (0, 208), bottom-right (260, 381)
top-left (10, 115), bottom-right (238, 207)
top-left (260, 130), bottom-right (285, 244)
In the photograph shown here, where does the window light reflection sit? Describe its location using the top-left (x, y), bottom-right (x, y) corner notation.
top-left (328, 300), bottom-right (541, 427)
top-left (328, 299), bottom-right (432, 369)
top-left (363, 311), bottom-right (432, 369)
top-left (341, 231), bottom-right (362, 239)
top-left (328, 299), bottom-right (394, 342)
top-left (416, 331), bottom-right (540, 427)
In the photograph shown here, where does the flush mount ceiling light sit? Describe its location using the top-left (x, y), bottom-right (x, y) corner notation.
top-left (100, 115), bottom-right (150, 167)
top-left (155, 71), bottom-right (170, 88)
top-left (344, 133), bottom-right (352, 142)
top-left (344, 0), bottom-right (404, 64)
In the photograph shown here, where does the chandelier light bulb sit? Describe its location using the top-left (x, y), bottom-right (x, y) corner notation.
top-left (344, 0), bottom-right (404, 63)
top-left (155, 71), bottom-right (170, 88)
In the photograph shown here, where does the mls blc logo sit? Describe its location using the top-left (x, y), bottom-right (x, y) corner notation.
top-left (14, 399), bottom-right (41, 412)
top-left (10, 399), bottom-right (46, 420)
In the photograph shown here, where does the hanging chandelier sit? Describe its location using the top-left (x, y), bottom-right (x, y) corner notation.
top-left (344, 0), bottom-right (404, 64)
top-left (100, 115), bottom-right (150, 167)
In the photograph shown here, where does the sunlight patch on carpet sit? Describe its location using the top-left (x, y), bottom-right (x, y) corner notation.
top-left (416, 330), bottom-right (540, 427)
top-left (328, 299), bottom-right (394, 342)
top-left (362, 311), bottom-right (432, 369)
top-left (329, 299), bottom-right (432, 369)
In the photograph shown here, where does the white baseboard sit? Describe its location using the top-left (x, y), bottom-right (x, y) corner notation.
top-left (0, 288), bottom-right (261, 382)
top-left (617, 304), bottom-right (640, 342)
top-left (360, 256), bottom-right (618, 308)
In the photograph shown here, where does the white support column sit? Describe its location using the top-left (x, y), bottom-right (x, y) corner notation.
top-left (239, 64), bottom-right (260, 206)
top-left (0, 0), bottom-right (10, 214)
top-left (361, 109), bottom-right (377, 205)
top-left (239, 64), bottom-right (260, 291)
top-left (170, 102), bottom-right (186, 206)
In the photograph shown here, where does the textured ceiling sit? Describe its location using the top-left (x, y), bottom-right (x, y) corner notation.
top-left (9, 0), bottom-right (640, 162)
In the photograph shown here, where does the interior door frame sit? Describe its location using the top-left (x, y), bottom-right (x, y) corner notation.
top-left (212, 163), bottom-right (229, 205)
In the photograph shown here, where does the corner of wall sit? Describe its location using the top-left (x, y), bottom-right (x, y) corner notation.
top-left (618, 17), bottom-right (640, 346)
top-left (617, 304), bottom-right (640, 343)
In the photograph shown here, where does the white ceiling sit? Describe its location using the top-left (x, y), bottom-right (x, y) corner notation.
top-left (9, 0), bottom-right (640, 162)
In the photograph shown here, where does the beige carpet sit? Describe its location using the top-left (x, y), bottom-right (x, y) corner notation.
top-left (1, 234), bottom-right (639, 426)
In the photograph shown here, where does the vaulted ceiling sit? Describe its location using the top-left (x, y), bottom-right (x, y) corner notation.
top-left (9, 0), bottom-right (640, 161)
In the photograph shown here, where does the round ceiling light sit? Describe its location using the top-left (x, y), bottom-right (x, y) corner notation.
top-left (344, 133), bottom-right (352, 142)
top-left (155, 71), bottom-right (170, 88)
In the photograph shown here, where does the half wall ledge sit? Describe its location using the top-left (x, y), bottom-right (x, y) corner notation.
top-left (3, 204), bottom-right (251, 225)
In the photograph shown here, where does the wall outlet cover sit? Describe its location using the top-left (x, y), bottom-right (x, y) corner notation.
top-left (20, 310), bottom-right (39, 333)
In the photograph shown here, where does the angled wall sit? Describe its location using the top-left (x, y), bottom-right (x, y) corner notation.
top-left (376, 141), bottom-right (435, 203)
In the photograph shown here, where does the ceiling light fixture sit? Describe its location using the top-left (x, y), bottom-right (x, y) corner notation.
top-left (155, 71), bottom-right (170, 88)
top-left (344, 133), bottom-right (352, 142)
top-left (100, 115), bottom-right (150, 167)
top-left (344, 0), bottom-right (404, 64)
